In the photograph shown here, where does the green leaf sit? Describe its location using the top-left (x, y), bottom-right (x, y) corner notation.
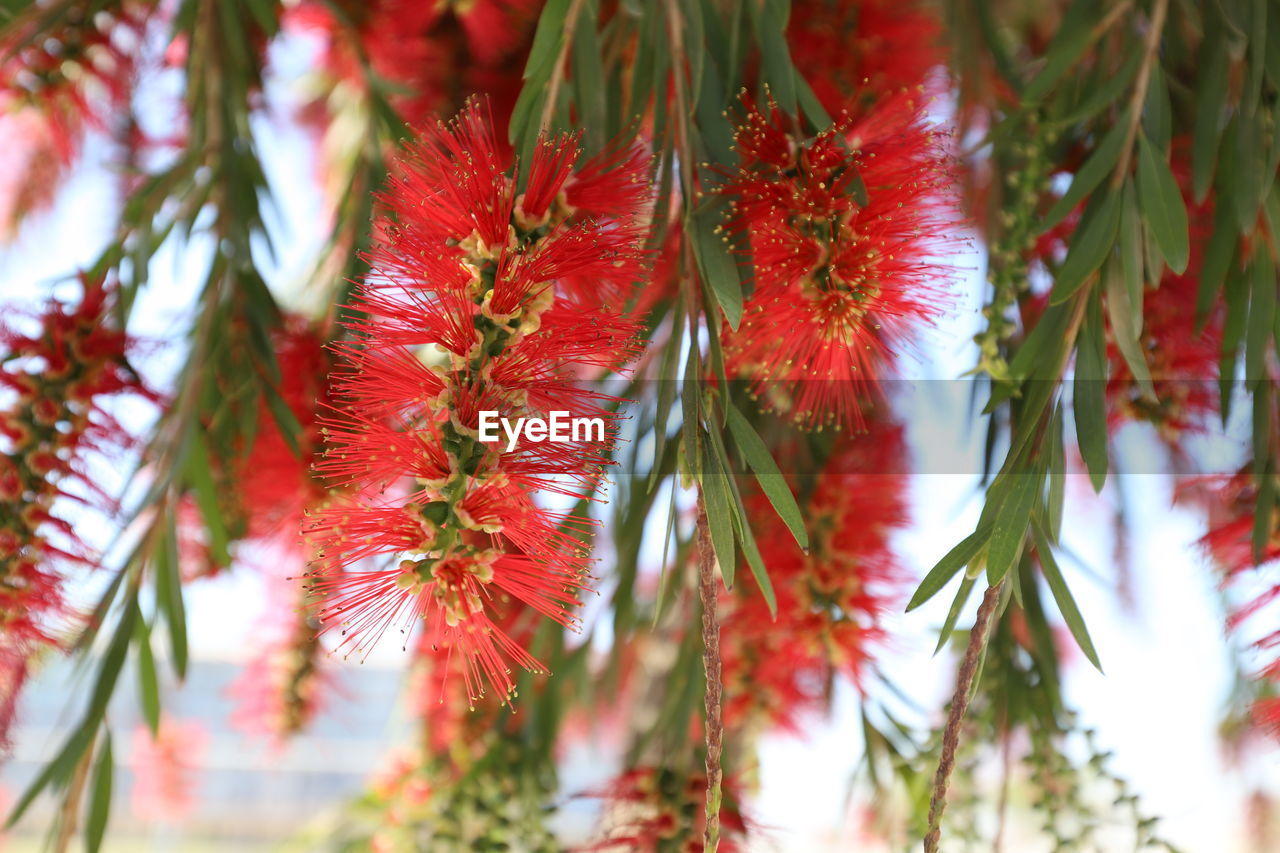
top-left (569, 0), bottom-right (606, 154)
top-left (509, 0), bottom-right (572, 150)
top-left (1022, 0), bottom-right (1098, 103)
top-left (1255, 466), bottom-right (1277, 563)
top-left (1192, 31), bottom-right (1229, 203)
top-left (1050, 189), bottom-right (1121, 303)
top-left (1053, 49), bottom-right (1141, 127)
top-left (185, 433), bottom-right (231, 566)
top-left (1141, 62), bottom-right (1172, 152)
top-left (1247, 242), bottom-right (1277, 381)
top-left (85, 733), bottom-right (114, 853)
top-left (1104, 254), bottom-right (1155, 399)
top-left (5, 722), bottom-right (94, 828)
top-left (649, 306), bottom-right (684, 492)
top-left (1041, 121), bottom-right (1127, 232)
top-left (1220, 267), bottom-right (1249, 421)
top-left (751, 0), bottom-right (798, 115)
top-left (1074, 288), bottom-right (1109, 491)
top-left (795, 70), bottom-right (833, 131)
top-left (88, 598), bottom-right (138, 723)
top-left (689, 200), bottom-right (744, 329)
top-left (732, 504), bottom-right (778, 617)
top-left (1254, 382), bottom-right (1274, 478)
top-left (1231, 113), bottom-right (1267, 234)
top-left (1117, 181), bottom-right (1145, 338)
top-left (699, 434), bottom-right (737, 588)
top-left (263, 380), bottom-right (304, 457)
top-left (154, 516), bottom-right (189, 679)
top-left (907, 527), bottom-right (991, 612)
top-left (985, 469), bottom-right (1043, 584)
top-left (134, 615), bottom-right (161, 735)
top-left (934, 576), bottom-right (976, 655)
top-left (1136, 131), bottom-right (1190, 274)
top-left (681, 340), bottom-right (701, 483)
top-left (725, 402), bottom-right (807, 549)
top-left (1197, 204), bottom-right (1236, 329)
top-left (1033, 522), bottom-right (1102, 670)
top-left (1046, 404), bottom-right (1066, 540)
top-left (1245, 0), bottom-right (1268, 116)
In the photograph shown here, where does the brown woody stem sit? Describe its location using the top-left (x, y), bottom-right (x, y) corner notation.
top-left (53, 728), bottom-right (99, 853)
top-left (924, 581), bottom-right (1004, 853)
top-left (538, 0), bottom-right (588, 137)
top-left (696, 496), bottom-right (724, 853)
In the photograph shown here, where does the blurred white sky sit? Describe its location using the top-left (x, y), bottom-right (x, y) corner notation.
top-left (2, 35), bottom-right (1278, 851)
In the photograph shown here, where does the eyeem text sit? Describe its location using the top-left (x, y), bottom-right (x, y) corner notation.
top-left (477, 410), bottom-right (606, 452)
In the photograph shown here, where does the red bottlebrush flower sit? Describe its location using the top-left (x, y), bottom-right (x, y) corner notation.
top-left (789, 0), bottom-right (946, 115)
top-left (720, 93), bottom-right (960, 430)
top-left (128, 717), bottom-right (206, 824)
top-left (1105, 267), bottom-right (1222, 438)
top-left (721, 414), bottom-right (910, 732)
top-left (235, 318), bottom-right (335, 539)
top-left (0, 4), bottom-right (147, 234)
top-left (229, 569), bottom-right (332, 741)
top-left (582, 767), bottom-right (751, 853)
top-left (0, 108), bottom-right (68, 240)
top-left (305, 102), bottom-right (650, 701)
top-left (1189, 469), bottom-right (1280, 740)
top-left (1197, 472), bottom-right (1280, 580)
top-left (0, 645), bottom-right (28, 751)
top-left (1103, 148), bottom-right (1222, 438)
top-left (288, 0), bottom-right (538, 133)
top-left (1, 277), bottom-right (148, 656)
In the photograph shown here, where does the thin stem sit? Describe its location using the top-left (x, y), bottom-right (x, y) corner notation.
top-left (924, 581), bottom-right (1004, 853)
top-left (52, 728), bottom-right (98, 853)
top-left (663, 0), bottom-right (697, 208)
top-left (696, 497), bottom-right (724, 853)
top-left (1110, 0), bottom-right (1169, 189)
top-left (538, 0), bottom-right (589, 136)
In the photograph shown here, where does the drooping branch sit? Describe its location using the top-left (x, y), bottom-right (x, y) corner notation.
top-left (696, 498), bottom-right (724, 853)
top-left (924, 581), bottom-right (1004, 853)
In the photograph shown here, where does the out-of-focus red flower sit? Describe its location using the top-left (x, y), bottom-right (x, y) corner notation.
top-left (0, 3), bottom-right (148, 235)
top-left (1105, 268), bottom-right (1223, 439)
top-left (237, 319), bottom-right (334, 539)
top-left (1098, 144), bottom-right (1223, 438)
top-left (720, 93), bottom-right (959, 429)
top-left (1188, 470), bottom-right (1280, 739)
top-left (1198, 472), bottom-right (1280, 581)
top-left (304, 102), bottom-right (650, 702)
top-left (721, 414), bottom-right (910, 732)
top-left (288, 0), bottom-right (538, 133)
top-left (582, 767), bottom-right (751, 852)
top-left (129, 716), bottom-right (206, 823)
top-left (173, 317), bottom-right (334, 583)
top-left (0, 277), bottom-right (148, 656)
top-left (229, 567), bottom-right (332, 741)
top-left (0, 645), bottom-right (28, 751)
top-left (789, 0), bottom-right (946, 115)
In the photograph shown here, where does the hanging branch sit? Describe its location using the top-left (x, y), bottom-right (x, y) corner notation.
top-left (924, 581), bottom-right (1004, 853)
top-left (696, 497), bottom-right (725, 852)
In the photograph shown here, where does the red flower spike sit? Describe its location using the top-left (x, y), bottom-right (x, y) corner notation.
top-left (0, 276), bottom-right (149, 742)
top-left (720, 415), bottom-right (910, 732)
top-left (306, 101), bottom-right (650, 701)
top-left (789, 0), bottom-right (946, 115)
top-left (720, 93), bottom-right (961, 430)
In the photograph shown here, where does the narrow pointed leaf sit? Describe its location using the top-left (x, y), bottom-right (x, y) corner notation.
top-left (1033, 522), bottom-right (1102, 670)
top-left (725, 402), bottom-right (807, 549)
top-left (907, 527), bottom-right (991, 611)
top-left (85, 734), bottom-right (114, 853)
top-left (1136, 132), bottom-right (1190, 274)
